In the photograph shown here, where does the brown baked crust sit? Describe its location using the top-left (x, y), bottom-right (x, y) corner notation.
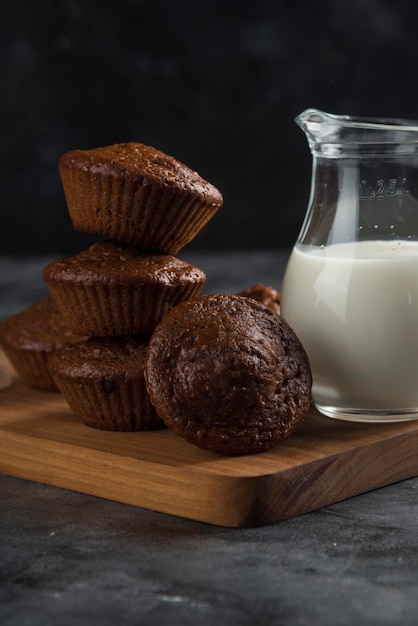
top-left (238, 283), bottom-right (281, 314)
top-left (48, 336), bottom-right (164, 431)
top-left (43, 241), bottom-right (206, 336)
top-left (59, 143), bottom-right (223, 253)
top-left (60, 143), bottom-right (222, 198)
top-left (43, 240), bottom-right (207, 287)
top-left (145, 294), bottom-right (312, 456)
top-left (0, 297), bottom-right (83, 351)
top-left (0, 297), bottom-right (85, 391)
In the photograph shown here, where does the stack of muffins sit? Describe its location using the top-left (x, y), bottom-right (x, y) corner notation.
top-left (0, 142), bottom-right (313, 456)
top-left (1, 142), bottom-right (223, 431)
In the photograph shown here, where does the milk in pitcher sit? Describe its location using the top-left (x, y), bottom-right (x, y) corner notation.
top-left (281, 240), bottom-right (418, 419)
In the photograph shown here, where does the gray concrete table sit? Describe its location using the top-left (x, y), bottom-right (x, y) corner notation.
top-left (1, 251), bottom-right (417, 626)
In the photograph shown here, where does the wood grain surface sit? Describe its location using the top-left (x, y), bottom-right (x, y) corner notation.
top-left (1, 350), bottom-right (418, 527)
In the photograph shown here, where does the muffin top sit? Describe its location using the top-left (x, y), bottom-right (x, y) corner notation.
top-left (59, 142), bottom-right (223, 205)
top-left (48, 336), bottom-right (149, 382)
top-left (0, 297), bottom-right (84, 351)
top-left (238, 283), bottom-right (281, 314)
top-left (145, 294), bottom-right (312, 455)
top-left (43, 241), bottom-right (207, 287)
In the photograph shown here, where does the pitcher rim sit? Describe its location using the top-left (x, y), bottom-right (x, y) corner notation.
top-left (296, 108), bottom-right (418, 133)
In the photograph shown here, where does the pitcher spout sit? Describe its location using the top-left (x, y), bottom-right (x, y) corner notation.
top-left (295, 108), bottom-right (418, 157)
top-left (295, 109), bottom-right (348, 144)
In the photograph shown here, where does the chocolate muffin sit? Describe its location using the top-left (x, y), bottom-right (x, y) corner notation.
top-left (43, 240), bottom-right (206, 336)
top-left (59, 142), bottom-right (223, 254)
top-left (145, 294), bottom-right (312, 456)
top-left (238, 283), bottom-right (281, 314)
top-left (0, 297), bottom-right (85, 392)
top-left (48, 336), bottom-right (164, 431)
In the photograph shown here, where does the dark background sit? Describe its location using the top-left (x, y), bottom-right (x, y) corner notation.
top-left (2, 0), bottom-right (418, 255)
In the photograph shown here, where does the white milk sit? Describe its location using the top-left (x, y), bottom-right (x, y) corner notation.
top-left (281, 240), bottom-right (418, 414)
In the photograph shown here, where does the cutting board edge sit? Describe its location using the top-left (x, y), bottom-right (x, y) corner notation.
top-left (1, 425), bottom-right (418, 528)
top-left (0, 429), bottom-right (261, 527)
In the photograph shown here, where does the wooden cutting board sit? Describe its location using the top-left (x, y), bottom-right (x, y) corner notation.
top-left (1, 349), bottom-right (418, 528)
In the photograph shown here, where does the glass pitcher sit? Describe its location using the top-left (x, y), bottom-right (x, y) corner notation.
top-left (281, 108), bottom-right (418, 423)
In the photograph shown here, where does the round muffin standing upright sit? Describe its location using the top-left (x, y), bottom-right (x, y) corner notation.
top-left (59, 142), bottom-right (223, 254)
top-left (145, 294), bottom-right (312, 456)
top-left (43, 240), bottom-right (206, 336)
